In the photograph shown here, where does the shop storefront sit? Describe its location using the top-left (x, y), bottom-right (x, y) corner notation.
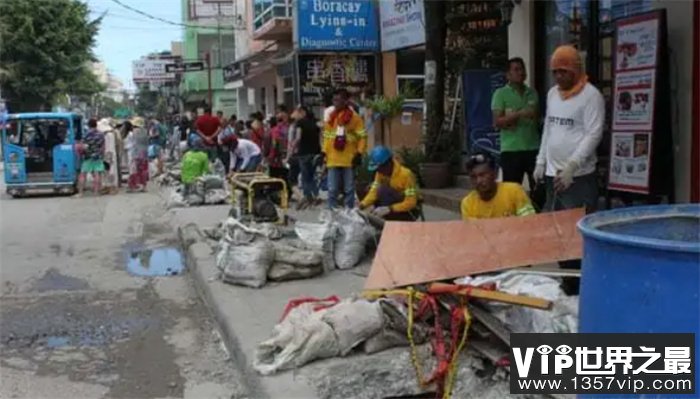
top-left (293, 0), bottom-right (381, 121)
top-left (508, 0), bottom-right (698, 203)
top-left (378, 0), bottom-right (426, 149)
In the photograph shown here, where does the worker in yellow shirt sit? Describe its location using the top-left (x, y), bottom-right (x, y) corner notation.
top-left (359, 146), bottom-right (419, 221)
top-left (322, 88), bottom-right (367, 208)
top-left (461, 152), bottom-right (536, 220)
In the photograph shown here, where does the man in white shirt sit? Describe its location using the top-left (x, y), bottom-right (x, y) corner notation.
top-left (534, 45), bottom-right (604, 296)
top-left (221, 136), bottom-right (262, 173)
top-left (534, 45), bottom-right (605, 213)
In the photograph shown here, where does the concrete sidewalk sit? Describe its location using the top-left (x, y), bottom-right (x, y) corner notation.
top-left (171, 203), bottom-right (517, 399)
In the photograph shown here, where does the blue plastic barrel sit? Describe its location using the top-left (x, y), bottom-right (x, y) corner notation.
top-left (578, 204), bottom-right (700, 398)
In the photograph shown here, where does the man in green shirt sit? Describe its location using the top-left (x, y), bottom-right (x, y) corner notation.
top-left (491, 57), bottom-right (540, 193)
top-left (181, 137), bottom-right (210, 196)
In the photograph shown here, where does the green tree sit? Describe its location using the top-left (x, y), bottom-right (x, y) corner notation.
top-left (0, 0), bottom-right (103, 111)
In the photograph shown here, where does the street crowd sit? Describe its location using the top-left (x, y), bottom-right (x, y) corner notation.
top-left (76, 44), bottom-right (603, 232)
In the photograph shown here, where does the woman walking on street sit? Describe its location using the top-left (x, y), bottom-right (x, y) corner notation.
top-left (99, 119), bottom-right (119, 194)
top-left (126, 117), bottom-right (149, 192)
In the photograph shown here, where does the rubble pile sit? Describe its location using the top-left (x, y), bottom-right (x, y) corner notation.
top-left (252, 272), bottom-right (578, 398)
top-left (215, 209), bottom-right (377, 288)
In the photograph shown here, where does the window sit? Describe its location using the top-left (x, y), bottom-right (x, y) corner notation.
top-left (253, 0), bottom-right (291, 31)
top-left (396, 49), bottom-right (425, 103)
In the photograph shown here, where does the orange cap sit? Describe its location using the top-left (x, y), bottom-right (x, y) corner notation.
top-left (550, 45), bottom-right (583, 73)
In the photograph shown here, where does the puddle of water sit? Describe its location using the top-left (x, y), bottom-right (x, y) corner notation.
top-left (46, 336), bottom-right (70, 348)
top-left (126, 247), bottom-right (185, 277)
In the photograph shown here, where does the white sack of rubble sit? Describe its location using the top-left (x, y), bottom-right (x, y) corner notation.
top-left (204, 188), bottom-right (228, 205)
top-left (457, 273), bottom-right (578, 333)
top-left (200, 174), bottom-right (225, 190)
top-left (166, 188), bottom-right (188, 209)
top-left (217, 236), bottom-right (274, 288)
top-left (254, 303), bottom-right (340, 375)
top-left (294, 221), bottom-right (336, 273)
top-left (328, 209), bottom-right (375, 270)
top-left (321, 299), bottom-right (384, 356)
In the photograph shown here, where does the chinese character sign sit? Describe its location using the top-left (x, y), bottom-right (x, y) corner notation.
top-left (298, 54), bottom-right (376, 106)
top-left (296, 0), bottom-right (379, 51)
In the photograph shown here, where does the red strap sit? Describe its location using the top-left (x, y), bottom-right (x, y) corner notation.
top-left (279, 295), bottom-right (341, 322)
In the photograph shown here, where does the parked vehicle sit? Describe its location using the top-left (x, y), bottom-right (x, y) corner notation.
top-left (2, 112), bottom-right (83, 197)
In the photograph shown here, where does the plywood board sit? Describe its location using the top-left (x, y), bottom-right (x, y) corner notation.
top-left (364, 208), bottom-right (584, 290)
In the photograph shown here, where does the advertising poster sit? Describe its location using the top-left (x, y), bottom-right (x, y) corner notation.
top-left (296, 0), bottom-right (379, 51)
top-left (298, 54), bottom-right (376, 107)
top-left (616, 15), bottom-right (658, 71)
top-left (379, 0), bottom-right (425, 52)
top-left (608, 131), bottom-right (652, 193)
top-left (612, 69), bottom-right (655, 131)
top-left (463, 70), bottom-right (506, 157)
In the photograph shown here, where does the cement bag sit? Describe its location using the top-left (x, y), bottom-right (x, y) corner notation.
top-left (322, 299), bottom-right (384, 356)
top-left (332, 209), bottom-right (373, 270)
top-left (204, 188), bottom-right (228, 205)
top-left (267, 241), bottom-right (323, 281)
top-left (166, 189), bottom-right (188, 209)
top-left (294, 221), bottom-right (337, 273)
top-left (200, 174), bottom-right (225, 190)
top-left (218, 237), bottom-right (274, 288)
top-left (254, 303), bottom-right (339, 375)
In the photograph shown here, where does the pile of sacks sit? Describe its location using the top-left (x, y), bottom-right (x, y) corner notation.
top-left (215, 209), bottom-right (376, 288)
top-left (166, 174), bottom-right (229, 208)
top-left (253, 297), bottom-right (427, 375)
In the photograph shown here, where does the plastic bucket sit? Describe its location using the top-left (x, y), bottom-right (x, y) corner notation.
top-left (577, 204), bottom-right (700, 398)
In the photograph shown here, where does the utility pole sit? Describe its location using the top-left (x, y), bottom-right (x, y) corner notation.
top-left (206, 52), bottom-right (213, 107)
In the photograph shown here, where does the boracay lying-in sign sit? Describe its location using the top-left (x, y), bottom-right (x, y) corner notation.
top-left (296, 0), bottom-right (379, 52)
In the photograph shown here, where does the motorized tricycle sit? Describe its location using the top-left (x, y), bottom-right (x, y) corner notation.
top-left (2, 112), bottom-right (82, 197)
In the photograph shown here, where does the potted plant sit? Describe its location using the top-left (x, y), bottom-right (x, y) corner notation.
top-left (365, 85), bottom-right (417, 144)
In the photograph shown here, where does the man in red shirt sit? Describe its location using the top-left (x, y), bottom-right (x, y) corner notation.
top-left (195, 107), bottom-right (221, 160)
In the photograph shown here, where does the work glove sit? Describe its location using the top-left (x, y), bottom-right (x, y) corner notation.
top-left (533, 163), bottom-right (546, 183)
top-left (353, 153), bottom-right (363, 168)
top-left (372, 206), bottom-right (391, 218)
top-left (554, 162), bottom-right (577, 193)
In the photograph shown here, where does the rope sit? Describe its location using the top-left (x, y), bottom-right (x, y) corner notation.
top-left (366, 287), bottom-right (471, 399)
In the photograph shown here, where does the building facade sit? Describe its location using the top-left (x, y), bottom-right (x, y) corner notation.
top-left (507, 0), bottom-right (698, 202)
top-left (181, 0), bottom-right (237, 117)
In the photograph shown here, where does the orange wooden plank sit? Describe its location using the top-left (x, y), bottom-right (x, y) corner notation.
top-left (364, 208), bottom-right (585, 290)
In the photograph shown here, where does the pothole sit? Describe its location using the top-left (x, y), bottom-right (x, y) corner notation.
top-left (125, 246), bottom-right (185, 277)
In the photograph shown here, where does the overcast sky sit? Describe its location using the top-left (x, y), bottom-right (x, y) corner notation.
top-left (87, 0), bottom-right (182, 90)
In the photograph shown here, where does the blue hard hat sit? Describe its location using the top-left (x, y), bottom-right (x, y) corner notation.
top-left (368, 146), bottom-right (392, 172)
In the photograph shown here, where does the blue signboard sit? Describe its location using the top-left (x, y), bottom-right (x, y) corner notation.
top-left (463, 70), bottom-right (506, 158)
top-left (297, 0), bottom-right (379, 52)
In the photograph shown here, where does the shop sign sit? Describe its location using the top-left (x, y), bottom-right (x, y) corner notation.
top-left (608, 11), bottom-right (665, 195)
top-left (223, 61), bottom-right (247, 83)
top-left (298, 54), bottom-right (376, 106)
top-left (296, 0), bottom-right (379, 52)
top-left (380, 0), bottom-right (425, 52)
top-left (132, 59), bottom-right (176, 83)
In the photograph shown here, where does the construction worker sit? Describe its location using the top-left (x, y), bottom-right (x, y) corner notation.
top-left (359, 146), bottom-right (419, 221)
top-left (460, 152), bottom-right (536, 220)
top-left (322, 88), bottom-right (367, 209)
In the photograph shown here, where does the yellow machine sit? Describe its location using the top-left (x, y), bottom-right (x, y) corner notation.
top-left (228, 172), bottom-right (288, 224)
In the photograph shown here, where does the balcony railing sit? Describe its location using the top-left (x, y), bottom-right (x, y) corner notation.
top-left (253, 0), bottom-right (291, 32)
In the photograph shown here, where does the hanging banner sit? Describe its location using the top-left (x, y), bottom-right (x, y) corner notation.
top-left (612, 69), bottom-right (655, 131)
top-left (296, 0), bottom-right (379, 51)
top-left (463, 69), bottom-right (506, 157)
top-left (608, 11), bottom-right (664, 194)
top-left (297, 54), bottom-right (376, 107)
top-left (379, 0), bottom-right (425, 52)
top-left (609, 131), bottom-right (651, 189)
